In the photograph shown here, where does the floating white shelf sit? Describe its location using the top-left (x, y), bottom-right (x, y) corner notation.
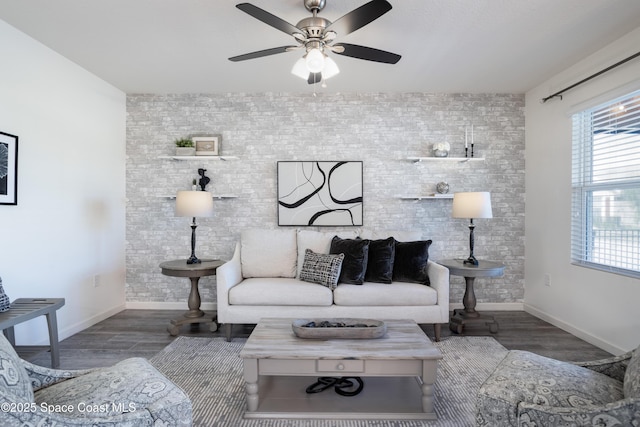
top-left (399, 195), bottom-right (454, 200)
top-left (159, 194), bottom-right (238, 200)
top-left (158, 155), bottom-right (238, 161)
top-left (407, 157), bottom-right (484, 163)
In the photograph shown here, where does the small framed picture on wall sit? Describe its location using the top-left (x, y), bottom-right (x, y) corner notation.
top-left (0, 131), bottom-right (18, 205)
top-left (193, 135), bottom-right (221, 156)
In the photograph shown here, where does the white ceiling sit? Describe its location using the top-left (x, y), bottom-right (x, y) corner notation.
top-left (2, 0), bottom-right (640, 94)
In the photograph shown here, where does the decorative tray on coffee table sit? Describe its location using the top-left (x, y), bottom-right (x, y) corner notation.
top-left (292, 318), bottom-right (387, 339)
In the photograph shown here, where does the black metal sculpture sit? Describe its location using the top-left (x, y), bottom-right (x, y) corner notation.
top-left (198, 168), bottom-right (210, 191)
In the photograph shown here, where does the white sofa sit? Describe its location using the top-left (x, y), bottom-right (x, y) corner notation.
top-left (216, 229), bottom-right (450, 341)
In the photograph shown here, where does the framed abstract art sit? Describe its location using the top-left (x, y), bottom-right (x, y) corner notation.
top-left (277, 161), bottom-right (363, 226)
top-left (0, 132), bottom-right (18, 206)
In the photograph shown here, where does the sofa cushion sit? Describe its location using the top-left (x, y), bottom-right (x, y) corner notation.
top-left (477, 350), bottom-right (624, 426)
top-left (241, 229), bottom-right (297, 278)
top-left (333, 282), bottom-right (438, 306)
top-left (624, 344), bottom-right (640, 398)
top-left (0, 333), bottom-right (35, 403)
top-left (393, 240), bottom-right (432, 284)
top-left (299, 249), bottom-right (344, 290)
top-left (330, 236), bottom-right (370, 285)
top-left (229, 278), bottom-right (333, 306)
top-left (364, 237), bottom-right (396, 284)
top-left (296, 229), bottom-right (358, 277)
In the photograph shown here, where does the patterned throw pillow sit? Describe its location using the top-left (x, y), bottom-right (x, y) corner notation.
top-left (299, 249), bottom-right (345, 290)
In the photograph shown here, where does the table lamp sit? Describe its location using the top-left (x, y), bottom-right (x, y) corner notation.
top-left (176, 190), bottom-right (214, 264)
top-left (452, 192), bottom-right (492, 266)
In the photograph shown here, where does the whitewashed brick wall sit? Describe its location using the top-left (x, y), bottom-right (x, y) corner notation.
top-left (126, 92), bottom-right (525, 306)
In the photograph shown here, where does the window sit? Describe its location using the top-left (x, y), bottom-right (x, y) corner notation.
top-left (571, 89), bottom-right (640, 278)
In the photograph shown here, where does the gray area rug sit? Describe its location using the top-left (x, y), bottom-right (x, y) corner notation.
top-left (150, 336), bottom-right (508, 427)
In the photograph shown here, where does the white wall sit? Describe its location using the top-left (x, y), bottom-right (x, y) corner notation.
top-left (0, 20), bottom-right (127, 345)
top-left (525, 26), bottom-right (640, 354)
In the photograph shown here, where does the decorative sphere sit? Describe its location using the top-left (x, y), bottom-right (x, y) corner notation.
top-left (436, 182), bottom-right (450, 194)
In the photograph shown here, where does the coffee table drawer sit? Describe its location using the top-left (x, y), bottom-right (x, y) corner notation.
top-left (317, 359), bottom-right (364, 373)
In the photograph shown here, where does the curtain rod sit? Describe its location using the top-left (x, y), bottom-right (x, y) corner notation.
top-left (541, 51), bottom-right (640, 103)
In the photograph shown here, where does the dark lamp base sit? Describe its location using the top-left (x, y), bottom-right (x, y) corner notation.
top-left (463, 255), bottom-right (479, 266)
top-left (186, 256), bottom-right (202, 265)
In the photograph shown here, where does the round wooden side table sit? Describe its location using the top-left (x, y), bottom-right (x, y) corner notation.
top-left (437, 259), bottom-right (505, 334)
top-left (159, 259), bottom-right (224, 336)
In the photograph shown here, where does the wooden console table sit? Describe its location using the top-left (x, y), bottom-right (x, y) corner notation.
top-left (437, 259), bottom-right (505, 334)
top-left (0, 298), bottom-right (65, 368)
top-left (160, 259), bottom-right (224, 336)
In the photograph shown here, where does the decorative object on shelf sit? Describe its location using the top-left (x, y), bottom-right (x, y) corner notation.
top-left (0, 131), bottom-right (18, 206)
top-left (175, 190), bottom-right (214, 264)
top-left (0, 276), bottom-right (10, 312)
top-left (191, 179), bottom-right (197, 191)
top-left (436, 181), bottom-right (450, 194)
top-left (193, 135), bottom-right (220, 156)
top-left (452, 191), bottom-right (492, 266)
top-left (174, 138), bottom-right (195, 156)
top-left (465, 125), bottom-right (475, 158)
top-left (277, 161), bottom-right (363, 226)
top-left (432, 142), bottom-right (450, 157)
top-left (197, 168), bottom-right (210, 191)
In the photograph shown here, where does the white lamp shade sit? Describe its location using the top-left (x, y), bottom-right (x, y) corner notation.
top-left (175, 191), bottom-right (214, 218)
top-left (452, 192), bottom-right (492, 219)
top-left (322, 56), bottom-right (340, 80)
top-left (291, 57), bottom-right (308, 79)
top-left (305, 48), bottom-right (325, 73)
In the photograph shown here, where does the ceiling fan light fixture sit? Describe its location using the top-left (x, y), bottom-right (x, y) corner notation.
top-left (291, 57), bottom-right (309, 79)
top-left (322, 55), bottom-right (339, 80)
top-left (305, 48), bottom-right (325, 73)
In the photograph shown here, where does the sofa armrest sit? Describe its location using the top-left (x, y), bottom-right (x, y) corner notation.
top-left (517, 397), bottom-right (640, 426)
top-left (216, 242), bottom-right (243, 318)
top-left (23, 359), bottom-right (95, 391)
top-left (427, 260), bottom-right (450, 321)
top-left (574, 350), bottom-right (632, 382)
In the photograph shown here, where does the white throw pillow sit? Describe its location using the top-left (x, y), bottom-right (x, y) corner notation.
top-left (296, 229), bottom-right (358, 277)
top-left (241, 229), bottom-right (297, 278)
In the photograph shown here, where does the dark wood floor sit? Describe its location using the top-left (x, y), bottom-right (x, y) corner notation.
top-left (18, 310), bottom-right (612, 370)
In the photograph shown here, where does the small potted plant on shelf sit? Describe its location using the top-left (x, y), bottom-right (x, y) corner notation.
top-left (174, 138), bottom-right (195, 156)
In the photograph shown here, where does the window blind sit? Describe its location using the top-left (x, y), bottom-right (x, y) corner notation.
top-left (571, 89), bottom-right (640, 277)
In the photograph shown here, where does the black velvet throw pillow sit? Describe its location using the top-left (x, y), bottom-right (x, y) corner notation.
top-left (330, 236), bottom-right (370, 285)
top-left (393, 240), bottom-right (432, 284)
top-left (364, 237), bottom-right (396, 284)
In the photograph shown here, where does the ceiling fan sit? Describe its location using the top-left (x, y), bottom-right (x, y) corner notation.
top-left (228, 0), bottom-right (401, 85)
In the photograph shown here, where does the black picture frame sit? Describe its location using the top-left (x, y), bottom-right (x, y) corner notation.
top-left (277, 161), bottom-right (363, 226)
top-left (0, 132), bottom-right (18, 205)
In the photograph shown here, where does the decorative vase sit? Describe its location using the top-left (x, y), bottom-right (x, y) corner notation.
top-left (433, 149), bottom-right (449, 158)
top-left (175, 147), bottom-right (196, 156)
top-left (0, 277), bottom-right (10, 312)
top-left (436, 182), bottom-right (450, 194)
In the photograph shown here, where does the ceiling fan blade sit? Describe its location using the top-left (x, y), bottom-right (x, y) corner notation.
top-left (308, 72), bottom-right (322, 85)
top-left (333, 43), bottom-right (401, 64)
top-left (229, 46), bottom-right (297, 62)
top-left (236, 3), bottom-right (300, 36)
top-left (325, 0), bottom-right (392, 37)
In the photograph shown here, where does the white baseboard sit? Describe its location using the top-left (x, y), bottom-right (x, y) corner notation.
top-left (125, 301), bottom-right (217, 311)
top-left (524, 304), bottom-right (624, 355)
top-left (449, 302), bottom-right (523, 311)
top-left (127, 302), bottom-right (522, 312)
top-left (58, 304), bottom-right (127, 342)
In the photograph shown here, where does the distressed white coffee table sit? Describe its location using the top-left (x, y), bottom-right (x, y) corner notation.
top-left (239, 318), bottom-right (442, 420)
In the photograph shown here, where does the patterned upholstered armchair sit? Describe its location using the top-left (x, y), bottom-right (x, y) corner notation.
top-left (476, 345), bottom-right (639, 426)
top-left (0, 333), bottom-right (192, 426)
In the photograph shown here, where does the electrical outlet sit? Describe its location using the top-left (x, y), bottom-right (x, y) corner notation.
top-left (544, 274), bottom-right (551, 287)
top-left (93, 275), bottom-right (101, 288)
